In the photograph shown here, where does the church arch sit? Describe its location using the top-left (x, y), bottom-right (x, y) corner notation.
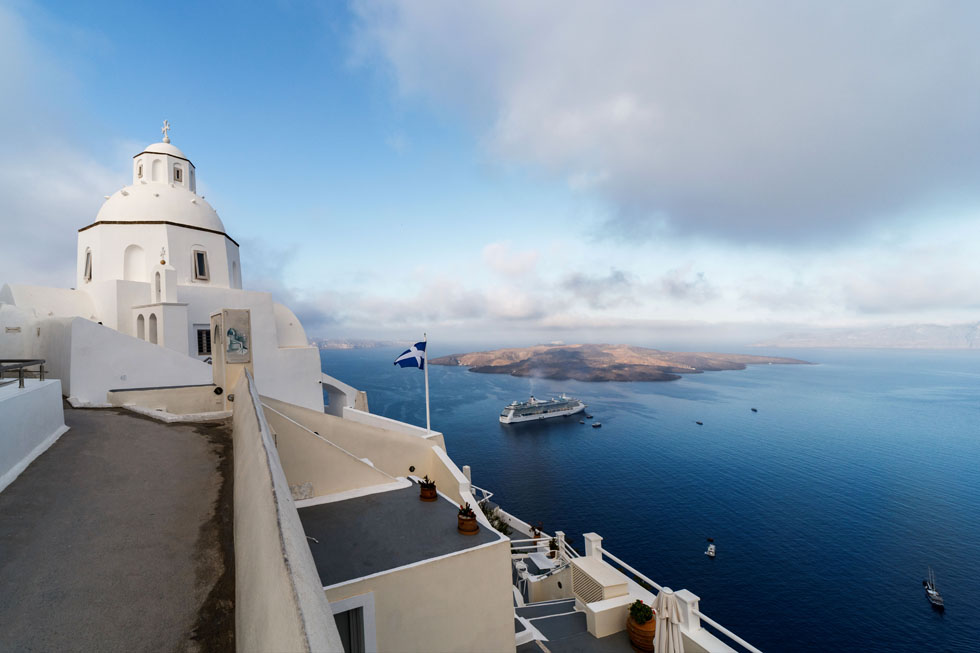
top-left (154, 272), bottom-right (161, 302)
top-left (136, 314), bottom-right (145, 340)
top-left (148, 314), bottom-right (158, 344)
top-left (151, 158), bottom-right (163, 181)
top-left (123, 244), bottom-right (146, 282)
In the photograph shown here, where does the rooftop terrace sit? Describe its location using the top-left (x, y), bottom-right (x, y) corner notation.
top-left (299, 482), bottom-right (501, 588)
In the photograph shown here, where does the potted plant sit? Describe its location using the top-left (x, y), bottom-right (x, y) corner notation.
top-left (457, 502), bottom-right (479, 535)
top-left (626, 599), bottom-right (656, 652)
top-left (548, 537), bottom-right (560, 559)
top-left (419, 475), bottom-right (437, 502)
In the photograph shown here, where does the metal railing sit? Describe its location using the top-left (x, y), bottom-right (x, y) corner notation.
top-left (0, 359), bottom-right (46, 389)
top-left (470, 483), bottom-right (495, 505)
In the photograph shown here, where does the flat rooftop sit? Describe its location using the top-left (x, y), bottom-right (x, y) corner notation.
top-left (299, 483), bottom-right (501, 587)
top-left (0, 405), bottom-right (234, 651)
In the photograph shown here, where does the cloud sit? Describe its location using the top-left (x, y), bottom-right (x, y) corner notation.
top-left (354, 1), bottom-right (980, 242)
top-left (659, 266), bottom-right (717, 304)
top-left (482, 241), bottom-right (538, 277)
top-left (562, 268), bottom-right (633, 309)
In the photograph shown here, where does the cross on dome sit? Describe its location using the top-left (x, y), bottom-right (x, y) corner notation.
top-left (161, 119), bottom-right (171, 143)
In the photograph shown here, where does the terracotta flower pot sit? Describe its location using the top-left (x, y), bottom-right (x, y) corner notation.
top-left (627, 615), bottom-right (656, 652)
top-left (457, 514), bottom-right (479, 535)
top-left (419, 485), bottom-right (437, 502)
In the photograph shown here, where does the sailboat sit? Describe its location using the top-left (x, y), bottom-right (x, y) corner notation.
top-left (922, 567), bottom-right (944, 609)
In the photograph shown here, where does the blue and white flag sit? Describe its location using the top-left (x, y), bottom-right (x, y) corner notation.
top-left (394, 341), bottom-right (426, 370)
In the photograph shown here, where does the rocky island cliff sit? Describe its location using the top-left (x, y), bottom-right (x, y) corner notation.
top-left (430, 343), bottom-right (809, 382)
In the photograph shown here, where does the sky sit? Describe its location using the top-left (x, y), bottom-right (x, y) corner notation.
top-left (2, 0), bottom-right (980, 348)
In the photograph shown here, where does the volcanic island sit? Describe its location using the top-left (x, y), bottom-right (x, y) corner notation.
top-left (429, 343), bottom-right (810, 382)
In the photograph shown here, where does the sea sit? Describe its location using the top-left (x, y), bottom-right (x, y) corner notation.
top-left (319, 346), bottom-right (980, 653)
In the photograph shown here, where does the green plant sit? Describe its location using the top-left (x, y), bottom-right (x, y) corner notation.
top-left (629, 599), bottom-right (653, 625)
top-left (549, 537), bottom-right (559, 551)
top-left (458, 502), bottom-right (475, 518)
top-left (480, 502), bottom-right (512, 536)
top-left (419, 475), bottom-right (435, 489)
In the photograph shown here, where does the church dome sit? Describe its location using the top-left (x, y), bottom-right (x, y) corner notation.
top-left (96, 183), bottom-right (225, 233)
top-left (138, 141), bottom-right (189, 160)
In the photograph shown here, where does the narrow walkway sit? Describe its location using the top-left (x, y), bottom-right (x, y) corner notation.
top-left (0, 406), bottom-right (234, 652)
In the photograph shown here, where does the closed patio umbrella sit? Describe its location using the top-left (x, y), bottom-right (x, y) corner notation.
top-left (653, 587), bottom-right (684, 653)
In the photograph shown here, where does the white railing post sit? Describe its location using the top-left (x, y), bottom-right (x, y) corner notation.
top-left (674, 589), bottom-right (702, 633)
top-left (462, 465), bottom-right (472, 483)
top-left (459, 479), bottom-right (471, 500)
top-left (555, 530), bottom-right (565, 559)
top-left (583, 532), bottom-right (603, 559)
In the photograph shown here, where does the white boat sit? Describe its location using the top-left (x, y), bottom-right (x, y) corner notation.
top-left (499, 394), bottom-right (586, 424)
top-left (706, 539), bottom-right (716, 557)
top-left (923, 567), bottom-right (944, 609)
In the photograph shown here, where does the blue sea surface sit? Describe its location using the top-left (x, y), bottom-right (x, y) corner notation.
top-left (320, 347), bottom-right (980, 652)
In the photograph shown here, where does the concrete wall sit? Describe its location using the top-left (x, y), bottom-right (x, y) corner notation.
top-left (261, 397), bottom-right (446, 482)
top-left (107, 384), bottom-right (223, 415)
top-left (0, 379), bottom-right (69, 493)
top-left (232, 371), bottom-right (342, 653)
top-left (262, 403), bottom-right (395, 498)
top-left (326, 538), bottom-right (516, 653)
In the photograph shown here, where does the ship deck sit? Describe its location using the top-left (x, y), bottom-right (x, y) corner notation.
top-left (0, 405), bottom-right (234, 651)
top-left (298, 483), bottom-right (501, 587)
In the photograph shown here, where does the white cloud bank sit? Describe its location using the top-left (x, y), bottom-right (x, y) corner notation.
top-left (353, 1), bottom-right (980, 241)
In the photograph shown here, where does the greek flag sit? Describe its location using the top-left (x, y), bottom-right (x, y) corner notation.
top-left (394, 341), bottom-right (426, 370)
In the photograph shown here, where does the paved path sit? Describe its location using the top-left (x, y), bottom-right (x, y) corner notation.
top-left (0, 406), bottom-right (233, 652)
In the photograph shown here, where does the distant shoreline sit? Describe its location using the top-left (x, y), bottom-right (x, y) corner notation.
top-left (430, 343), bottom-right (809, 382)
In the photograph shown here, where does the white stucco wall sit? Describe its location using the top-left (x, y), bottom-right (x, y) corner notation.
top-left (1, 284), bottom-right (96, 321)
top-left (0, 379), bottom-right (69, 493)
top-left (232, 372), bottom-right (343, 653)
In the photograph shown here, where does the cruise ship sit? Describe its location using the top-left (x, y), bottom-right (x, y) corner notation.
top-left (0, 128), bottom-right (761, 653)
top-left (500, 394), bottom-right (586, 423)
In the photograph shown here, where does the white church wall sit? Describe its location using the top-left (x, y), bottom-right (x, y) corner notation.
top-left (178, 285), bottom-right (322, 411)
top-left (0, 284), bottom-right (97, 321)
top-left (165, 225), bottom-right (233, 288)
top-left (272, 303), bottom-right (309, 347)
top-left (0, 304), bottom-right (40, 360)
top-left (86, 279), bottom-right (151, 332)
top-left (65, 317), bottom-right (211, 406)
top-left (78, 223), bottom-right (169, 289)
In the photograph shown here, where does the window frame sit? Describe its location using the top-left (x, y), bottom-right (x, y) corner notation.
top-left (192, 249), bottom-right (210, 281)
top-left (174, 165), bottom-right (182, 183)
top-left (196, 328), bottom-right (212, 356)
top-left (83, 249), bottom-right (93, 282)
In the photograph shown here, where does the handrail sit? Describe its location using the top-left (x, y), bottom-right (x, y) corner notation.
top-left (470, 483), bottom-right (494, 505)
top-left (694, 610), bottom-right (765, 653)
top-left (599, 548), bottom-right (664, 592)
top-left (0, 359), bottom-right (45, 389)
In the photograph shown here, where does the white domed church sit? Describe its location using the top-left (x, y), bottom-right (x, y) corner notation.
top-left (0, 124), bottom-right (343, 412)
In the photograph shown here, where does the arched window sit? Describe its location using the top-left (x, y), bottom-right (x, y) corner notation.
top-left (136, 314), bottom-right (145, 340)
top-left (151, 158), bottom-right (163, 182)
top-left (137, 161), bottom-right (143, 179)
top-left (83, 249), bottom-right (93, 282)
top-left (174, 165), bottom-right (182, 183)
top-left (123, 244), bottom-right (145, 282)
top-left (154, 272), bottom-right (162, 302)
top-left (148, 314), bottom-right (158, 344)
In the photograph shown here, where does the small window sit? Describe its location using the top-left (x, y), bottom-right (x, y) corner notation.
top-left (84, 250), bottom-right (93, 282)
top-left (197, 328), bottom-right (212, 355)
top-left (193, 250), bottom-right (209, 281)
top-left (137, 163), bottom-right (143, 179)
top-left (174, 166), bottom-right (182, 182)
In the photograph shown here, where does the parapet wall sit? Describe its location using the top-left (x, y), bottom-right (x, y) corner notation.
top-left (232, 371), bottom-right (343, 653)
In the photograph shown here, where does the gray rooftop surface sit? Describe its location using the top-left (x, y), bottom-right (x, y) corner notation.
top-left (0, 405), bottom-right (234, 652)
top-left (299, 483), bottom-right (500, 587)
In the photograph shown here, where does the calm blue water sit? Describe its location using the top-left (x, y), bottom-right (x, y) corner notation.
top-left (320, 347), bottom-right (980, 652)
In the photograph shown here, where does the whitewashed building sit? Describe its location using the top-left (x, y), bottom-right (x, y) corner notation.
top-left (0, 126), bottom-right (325, 411)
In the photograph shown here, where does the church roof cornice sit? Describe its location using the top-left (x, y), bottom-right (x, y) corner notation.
top-left (132, 150), bottom-right (194, 167)
top-left (77, 220), bottom-right (239, 247)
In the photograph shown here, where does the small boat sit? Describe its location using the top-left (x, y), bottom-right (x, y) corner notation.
top-left (579, 420), bottom-right (585, 424)
top-left (585, 414), bottom-right (593, 419)
top-left (751, 408), bottom-right (758, 413)
top-left (923, 567), bottom-right (944, 609)
top-left (592, 422), bottom-right (602, 428)
top-left (706, 538), bottom-right (716, 558)
top-left (695, 421), bottom-right (703, 426)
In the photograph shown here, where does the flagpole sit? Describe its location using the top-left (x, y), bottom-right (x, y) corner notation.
top-left (423, 332), bottom-right (431, 432)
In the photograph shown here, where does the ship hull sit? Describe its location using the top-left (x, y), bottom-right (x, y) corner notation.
top-left (499, 402), bottom-right (585, 424)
